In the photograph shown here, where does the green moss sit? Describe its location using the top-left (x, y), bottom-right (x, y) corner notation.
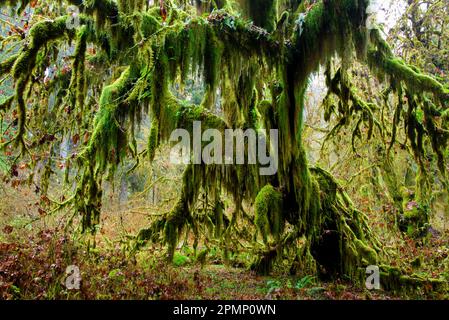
top-left (250, 248), bottom-right (278, 276)
top-left (163, 165), bottom-right (201, 261)
top-left (0, 96), bottom-right (14, 111)
top-left (176, 103), bottom-right (227, 132)
top-left (173, 252), bottom-right (190, 267)
top-left (164, 199), bottom-right (186, 261)
top-left (310, 167), bottom-right (380, 279)
top-left (380, 155), bottom-right (405, 215)
top-left (354, 239), bottom-right (377, 265)
top-left (379, 265), bottom-right (447, 293)
top-left (40, 158), bottom-right (52, 196)
top-left (9, 15), bottom-right (83, 142)
top-left (118, 0), bottom-right (146, 14)
top-left (134, 218), bottom-right (166, 250)
top-left (0, 54), bottom-right (18, 77)
top-left (147, 118), bottom-right (159, 162)
top-left (69, 26), bottom-right (88, 111)
top-left (84, 66), bottom-right (133, 173)
top-left (82, 0), bottom-right (119, 27)
top-left (140, 13), bottom-right (161, 38)
top-left (368, 29), bottom-right (449, 99)
top-left (399, 203), bottom-right (430, 238)
top-left (237, 0), bottom-right (278, 32)
top-left (213, 200), bottom-right (224, 239)
top-left (203, 28), bottom-right (223, 95)
top-left (12, 16), bottom-right (75, 79)
top-left (195, 248), bottom-right (209, 267)
top-left (14, 77), bottom-right (28, 144)
top-left (254, 184), bottom-right (283, 244)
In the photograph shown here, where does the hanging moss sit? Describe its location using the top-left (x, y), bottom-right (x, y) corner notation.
top-left (368, 29), bottom-right (449, 100)
top-left (117, 0), bottom-right (145, 14)
top-left (213, 199), bottom-right (225, 239)
top-left (69, 26), bottom-right (88, 112)
top-left (140, 13), bottom-right (161, 38)
top-left (254, 184), bottom-right (284, 244)
top-left (237, 0), bottom-right (278, 32)
top-left (81, 0), bottom-right (119, 28)
top-left (84, 66), bottom-right (134, 172)
top-left (203, 27), bottom-right (223, 95)
top-left (40, 158), bottom-right (53, 196)
top-left (74, 164), bottom-right (103, 233)
top-left (163, 166), bottom-right (197, 261)
top-left (147, 118), bottom-right (159, 162)
top-left (10, 15), bottom-right (84, 143)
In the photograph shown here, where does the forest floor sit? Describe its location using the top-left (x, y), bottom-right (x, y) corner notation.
top-left (1, 223), bottom-right (448, 300)
top-left (1, 185), bottom-right (449, 300)
top-left (0, 229), bottom-right (411, 300)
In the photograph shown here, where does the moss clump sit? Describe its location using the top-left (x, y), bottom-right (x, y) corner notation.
top-left (354, 239), bottom-right (378, 265)
top-left (134, 218), bottom-right (166, 250)
top-left (175, 103), bottom-right (227, 133)
top-left (379, 265), bottom-right (447, 293)
top-left (173, 252), bottom-right (190, 267)
top-left (254, 184), bottom-right (284, 244)
top-left (399, 204), bottom-right (430, 238)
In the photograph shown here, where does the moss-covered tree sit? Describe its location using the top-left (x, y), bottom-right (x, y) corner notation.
top-left (1, 0), bottom-right (448, 289)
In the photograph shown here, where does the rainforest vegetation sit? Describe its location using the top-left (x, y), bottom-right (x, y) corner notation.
top-left (0, 0), bottom-right (448, 300)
